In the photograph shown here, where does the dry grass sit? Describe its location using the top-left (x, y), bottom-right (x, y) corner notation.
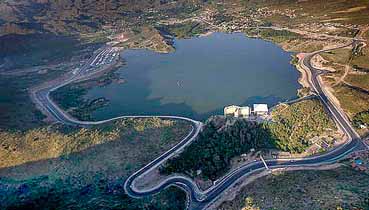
top-left (263, 0), bottom-right (369, 25)
top-left (0, 118), bottom-right (191, 175)
top-left (321, 63), bottom-right (347, 86)
top-left (333, 84), bottom-right (369, 118)
top-left (320, 48), bottom-right (352, 65)
top-left (282, 39), bottom-right (325, 53)
top-left (346, 74), bottom-right (369, 91)
top-left (352, 45), bottom-right (369, 69)
top-left (218, 166), bottom-right (369, 210)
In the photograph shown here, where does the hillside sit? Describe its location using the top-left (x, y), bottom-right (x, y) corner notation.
top-left (0, 118), bottom-right (192, 209)
top-left (218, 165), bottom-right (369, 210)
top-left (0, 0), bottom-right (203, 36)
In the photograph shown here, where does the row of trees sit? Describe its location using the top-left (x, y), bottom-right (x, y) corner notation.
top-left (258, 29), bottom-right (300, 43)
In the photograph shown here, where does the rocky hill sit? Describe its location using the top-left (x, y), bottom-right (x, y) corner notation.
top-left (0, 0), bottom-right (204, 37)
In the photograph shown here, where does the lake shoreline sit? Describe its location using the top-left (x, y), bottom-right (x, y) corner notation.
top-left (52, 32), bottom-right (301, 122)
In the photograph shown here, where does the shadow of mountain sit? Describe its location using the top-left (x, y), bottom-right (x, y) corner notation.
top-left (0, 122), bottom-right (190, 210)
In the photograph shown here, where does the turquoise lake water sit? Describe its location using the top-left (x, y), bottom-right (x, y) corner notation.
top-left (85, 32), bottom-right (301, 120)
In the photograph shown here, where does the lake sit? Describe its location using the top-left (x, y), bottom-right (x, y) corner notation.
top-left (85, 32), bottom-right (301, 120)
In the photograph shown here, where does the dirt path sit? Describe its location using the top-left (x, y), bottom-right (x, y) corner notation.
top-left (333, 64), bottom-right (350, 87)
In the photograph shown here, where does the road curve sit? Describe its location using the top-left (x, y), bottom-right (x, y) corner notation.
top-left (123, 40), bottom-right (367, 210)
top-left (32, 40), bottom-right (366, 210)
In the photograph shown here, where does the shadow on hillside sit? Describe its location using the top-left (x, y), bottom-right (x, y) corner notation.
top-left (0, 123), bottom-right (190, 210)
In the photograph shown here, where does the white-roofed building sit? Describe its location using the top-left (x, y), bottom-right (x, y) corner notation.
top-left (253, 104), bottom-right (268, 116)
top-left (239, 106), bottom-right (251, 118)
top-left (224, 105), bottom-right (240, 117)
top-left (224, 105), bottom-right (251, 118)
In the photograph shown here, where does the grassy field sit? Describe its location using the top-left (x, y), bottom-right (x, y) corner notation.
top-left (320, 48), bottom-right (352, 66)
top-left (0, 118), bottom-right (191, 210)
top-left (333, 84), bottom-right (369, 118)
top-left (346, 74), bottom-right (369, 91)
top-left (218, 166), bottom-right (369, 210)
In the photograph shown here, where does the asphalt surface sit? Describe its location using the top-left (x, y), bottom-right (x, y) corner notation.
top-left (124, 41), bottom-right (367, 210)
top-left (33, 40), bottom-right (367, 210)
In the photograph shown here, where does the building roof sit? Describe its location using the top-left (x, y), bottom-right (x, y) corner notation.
top-left (224, 105), bottom-right (240, 113)
top-left (239, 106), bottom-right (250, 114)
top-left (253, 104), bottom-right (268, 112)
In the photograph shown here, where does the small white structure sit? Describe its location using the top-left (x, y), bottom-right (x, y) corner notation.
top-left (224, 105), bottom-right (240, 117)
top-left (224, 104), bottom-right (269, 118)
top-left (239, 106), bottom-right (251, 118)
top-left (253, 104), bottom-right (268, 116)
top-left (224, 105), bottom-right (251, 118)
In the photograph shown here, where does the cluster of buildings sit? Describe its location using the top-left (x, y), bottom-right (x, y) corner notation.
top-left (224, 104), bottom-right (269, 118)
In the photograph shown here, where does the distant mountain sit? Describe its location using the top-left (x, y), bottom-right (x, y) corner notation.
top-left (0, 0), bottom-right (204, 37)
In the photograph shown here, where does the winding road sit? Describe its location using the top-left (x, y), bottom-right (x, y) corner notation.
top-left (32, 38), bottom-right (367, 210)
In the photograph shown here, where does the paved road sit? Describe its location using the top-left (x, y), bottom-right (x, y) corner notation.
top-left (302, 42), bottom-right (361, 141)
top-left (33, 39), bottom-right (367, 210)
top-left (33, 44), bottom-right (200, 124)
top-left (124, 41), bottom-right (367, 210)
